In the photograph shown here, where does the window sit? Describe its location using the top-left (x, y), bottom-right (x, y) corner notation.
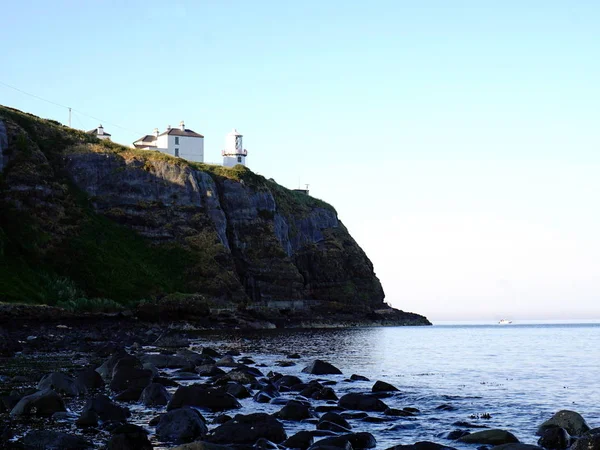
top-left (175, 137), bottom-right (179, 145)
top-left (237, 156), bottom-right (242, 163)
top-left (175, 148), bottom-right (179, 157)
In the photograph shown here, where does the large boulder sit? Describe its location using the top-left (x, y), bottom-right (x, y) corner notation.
top-left (310, 432), bottom-right (377, 449)
top-left (141, 382), bottom-right (171, 407)
top-left (537, 427), bottom-right (571, 449)
top-left (110, 363), bottom-right (153, 393)
top-left (275, 375), bottom-right (304, 389)
top-left (97, 349), bottom-right (129, 380)
top-left (38, 372), bottom-right (86, 396)
top-left (458, 429), bottom-right (519, 445)
top-left (196, 364), bottom-right (226, 377)
top-left (156, 407), bottom-right (208, 444)
top-left (208, 412), bottom-right (287, 444)
top-left (538, 410), bottom-right (591, 437)
top-left (82, 394), bottom-right (130, 422)
top-left (140, 354), bottom-right (194, 370)
top-left (20, 430), bottom-right (92, 449)
top-left (167, 385), bottom-right (241, 412)
top-left (338, 393), bottom-right (388, 412)
top-left (302, 360), bottom-right (343, 375)
top-left (76, 366), bottom-right (105, 390)
top-left (492, 445), bottom-right (544, 450)
top-left (107, 424), bottom-right (152, 450)
top-left (277, 400), bottom-right (313, 421)
top-left (570, 430), bottom-right (600, 450)
top-left (372, 380), bottom-right (399, 392)
top-left (10, 389), bottom-right (66, 417)
top-left (170, 442), bottom-right (231, 450)
top-left (283, 431), bottom-right (315, 450)
top-left (320, 412), bottom-right (351, 430)
top-left (386, 442), bottom-right (456, 450)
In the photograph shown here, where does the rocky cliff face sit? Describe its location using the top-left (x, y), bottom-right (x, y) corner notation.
top-left (0, 106), bottom-right (430, 326)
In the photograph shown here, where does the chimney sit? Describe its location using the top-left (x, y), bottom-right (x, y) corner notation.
top-left (153, 128), bottom-right (159, 137)
top-left (167, 125), bottom-right (171, 131)
top-left (98, 124), bottom-right (104, 135)
top-left (180, 121), bottom-right (185, 131)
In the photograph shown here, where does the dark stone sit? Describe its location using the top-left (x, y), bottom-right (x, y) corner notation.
top-left (96, 350), bottom-right (130, 380)
top-left (318, 421), bottom-right (351, 433)
top-left (76, 366), bottom-right (105, 390)
top-left (107, 424), bottom-right (152, 450)
top-left (447, 430), bottom-right (471, 440)
top-left (338, 393), bottom-right (388, 412)
top-left (287, 353), bottom-right (302, 359)
top-left (212, 414), bottom-right (232, 424)
top-left (215, 355), bottom-right (237, 367)
top-left (196, 364), bottom-right (226, 377)
top-left (571, 432), bottom-right (600, 450)
top-left (156, 407), bottom-right (208, 444)
top-left (310, 432), bottom-right (377, 449)
top-left (140, 354), bottom-right (194, 370)
top-left (141, 382), bottom-right (171, 406)
top-left (226, 382), bottom-right (252, 399)
top-left (278, 400), bottom-right (313, 421)
top-left (255, 438), bottom-right (280, 449)
top-left (154, 376), bottom-right (180, 388)
top-left (537, 427), bottom-right (570, 449)
top-left (320, 412), bottom-right (351, 430)
top-left (10, 389), bottom-right (66, 417)
top-left (155, 335), bottom-right (190, 348)
top-left (0, 328), bottom-right (22, 357)
top-left (76, 410), bottom-right (99, 428)
top-left (283, 431), bottom-right (315, 450)
top-left (208, 412), bottom-right (287, 444)
top-left (313, 387), bottom-right (338, 401)
top-left (114, 387), bottom-right (143, 402)
top-left (218, 368), bottom-right (256, 385)
top-left (110, 365), bottom-right (153, 393)
top-left (202, 347), bottom-right (222, 358)
top-left (385, 441), bottom-right (457, 450)
top-left (538, 411), bottom-right (591, 437)
top-left (458, 430), bottom-right (520, 445)
top-left (302, 360), bottom-right (343, 375)
top-left (37, 372), bottom-right (86, 396)
top-left (253, 385), bottom-right (280, 403)
top-left (372, 380), bottom-right (399, 392)
top-left (167, 385), bottom-right (242, 412)
top-left (20, 430), bottom-right (93, 449)
top-left (83, 394), bottom-right (130, 422)
top-left (492, 445), bottom-right (544, 450)
top-left (436, 404), bottom-right (457, 411)
top-left (350, 374), bottom-right (370, 381)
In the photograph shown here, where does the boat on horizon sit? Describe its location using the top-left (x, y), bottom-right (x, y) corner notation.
top-left (498, 319), bottom-right (512, 325)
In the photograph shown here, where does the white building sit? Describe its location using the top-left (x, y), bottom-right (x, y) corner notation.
top-left (221, 129), bottom-right (248, 167)
top-left (88, 124), bottom-right (111, 140)
top-left (133, 121), bottom-right (204, 162)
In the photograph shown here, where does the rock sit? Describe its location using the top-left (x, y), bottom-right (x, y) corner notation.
top-left (447, 430), bottom-right (471, 440)
top-left (311, 432), bottom-right (377, 449)
top-left (320, 412), bottom-right (352, 430)
top-left (318, 421), bottom-right (352, 433)
top-left (37, 372), bottom-right (86, 396)
top-left (208, 412), bottom-right (287, 444)
top-left (215, 355), bottom-right (238, 367)
top-left (202, 347), bottom-right (221, 358)
top-left (537, 427), bottom-right (571, 449)
top-left (385, 408), bottom-right (416, 417)
top-left (170, 442), bottom-right (232, 450)
top-left (350, 374), bottom-right (370, 381)
top-left (76, 410), bottom-right (99, 428)
top-left (196, 364), bottom-right (226, 377)
top-left (155, 335), bottom-right (190, 348)
top-left (255, 438), bottom-right (280, 449)
top-left (140, 354), bottom-right (194, 370)
top-left (97, 349), bottom-right (129, 380)
top-left (313, 387), bottom-right (338, 401)
top-left (107, 424), bottom-right (152, 450)
top-left (20, 430), bottom-right (93, 449)
top-left (436, 403), bottom-right (457, 411)
top-left (538, 410), bottom-right (591, 437)
top-left (458, 430), bottom-right (520, 445)
top-left (114, 387), bottom-right (144, 402)
top-left (213, 414), bottom-right (232, 424)
top-left (76, 366), bottom-right (105, 389)
top-left (308, 441), bottom-right (352, 450)
top-left (83, 394), bottom-right (130, 422)
top-left (284, 431), bottom-right (315, 450)
top-left (492, 445), bottom-right (544, 450)
top-left (278, 400), bottom-right (314, 421)
top-left (167, 385), bottom-right (242, 411)
top-left (218, 368), bottom-right (256, 384)
top-left (154, 376), bottom-right (180, 388)
top-left (156, 407), bottom-right (208, 444)
top-left (253, 384), bottom-right (280, 403)
top-left (372, 380), bottom-right (399, 392)
top-left (226, 382), bottom-right (252, 399)
top-left (275, 375), bottom-right (304, 389)
top-left (385, 442), bottom-right (457, 450)
top-left (10, 389), bottom-right (66, 416)
top-left (110, 365), bottom-right (153, 393)
top-left (338, 393), bottom-right (388, 412)
top-left (0, 328), bottom-right (22, 357)
top-left (302, 360), bottom-right (343, 375)
top-left (141, 382), bottom-right (171, 406)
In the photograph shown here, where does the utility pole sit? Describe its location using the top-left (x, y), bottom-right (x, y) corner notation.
top-left (68, 107), bottom-right (71, 127)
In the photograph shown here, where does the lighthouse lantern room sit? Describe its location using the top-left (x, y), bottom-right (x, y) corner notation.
top-left (221, 129), bottom-right (248, 167)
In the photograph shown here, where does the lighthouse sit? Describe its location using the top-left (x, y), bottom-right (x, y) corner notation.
top-left (221, 129), bottom-right (248, 167)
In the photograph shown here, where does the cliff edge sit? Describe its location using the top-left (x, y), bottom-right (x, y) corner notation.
top-left (0, 106), bottom-right (430, 327)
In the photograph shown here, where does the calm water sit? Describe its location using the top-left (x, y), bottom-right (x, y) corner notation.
top-left (182, 323), bottom-right (600, 449)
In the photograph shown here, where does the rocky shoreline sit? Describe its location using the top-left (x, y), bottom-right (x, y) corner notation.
top-left (1, 319), bottom-right (598, 450)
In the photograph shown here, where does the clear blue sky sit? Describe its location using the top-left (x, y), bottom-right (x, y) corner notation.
top-left (2, 1), bottom-right (599, 320)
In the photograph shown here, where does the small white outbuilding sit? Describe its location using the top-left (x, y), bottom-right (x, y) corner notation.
top-left (88, 124), bottom-right (111, 141)
top-left (221, 128), bottom-right (248, 167)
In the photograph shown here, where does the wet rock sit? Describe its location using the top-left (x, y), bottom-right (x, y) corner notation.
top-left (154, 376), bottom-right (180, 388)
top-left (447, 430), bottom-right (471, 440)
top-left (302, 360), bottom-right (343, 375)
top-left (208, 412), bottom-right (287, 444)
top-left (110, 364), bottom-right (153, 393)
top-left (155, 335), bottom-right (190, 348)
top-left (537, 427), bottom-right (571, 449)
top-left (167, 385), bottom-right (242, 411)
top-left (213, 414), bottom-right (232, 424)
top-left (226, 382), bottom-right (252, 399)
top-left (278, 400), bottom-right (314, 421)
top-left (492, 445), bottom-right (544, 450)
top-left (83, 394), bottom-right (130, 422)
top-left (141, 382), bottom-right (171, 406)
top-left (277, 360), bottom-right (297, 367)
top-left (458, 429), bottom-right (520, 445)
top-left (436, 403), bottom-right (457, 411)
top-left (196, 364), bottom-right (226, 377)
top-left (0, 328), bottom-right (22, 357)
top-left (284, 431), bottom-right (315, 450)
top-left (320, 412), bottom-right (352, 430)
top-left (287, 353), bottom-right (302, 359)
top-left (37, 372), bottom-right (86, 396)
top-left (453, 421), bottom-right (490, 429)
top-left (76, 366), bottom-right (105, 390)
top-left (76, 410), bottom-right (99, 428)
top-left (351, 374), bottom-right (370, 381)
top-left (386, 442), bottom-right (457, 450)
top-left (253, 384), bottom-right (280, 403)
top-left (107, 423), bottom-right (152, 450)
top-left (216, 355), bottom-right (238, 367)
top-left (10, 389), bottom-right (66, 417)
top-left (310, 432), bottom-right (377, 449)
top-left (156, 407), bottom-right (208, 444)
top-left (372, 380), bottom-right (399, 392)
top-left (141, 354), bottom-right (194, 370)
top-left (218, 368), bottom-right (257, 384)
top-left (97, 349), bottom-right (129, 380)
top-left (275, 375), bottom-right (304, 389)
top-left (318, 421), bottom-right (352, 433)
top-left (201, 347), bottom-right (221, 358)
top-left (338, 393), bottom-right (388, 412)
top-left (385, 408), bottom-right (416, 417)
top-left (255, 438), bottom-right (281, 449)
top-left (20, 430), bottom-right (93, 449)
top-left (570, 430), bottom-right (600, 450)
top-left (308, 441), bottom-right (353, 450)
top-left (538, 410), bottom-right (591, 437)
top-left (169, 442), bottom-right (231, 450)
top-left (114, 387), bottom-right (144, 402)
top-left (313, 387), bottom-right (338, 401)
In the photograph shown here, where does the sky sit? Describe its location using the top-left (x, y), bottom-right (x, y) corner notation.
top-left (1, 1), bottom-right (599, 321)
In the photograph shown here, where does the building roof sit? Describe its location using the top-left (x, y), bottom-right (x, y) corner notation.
top-left (135, 135), bottom-right (157, 143)
top-left (158, 128), bottom-right (204, 138)
top-left (87, 127), bottom-right (111, 137)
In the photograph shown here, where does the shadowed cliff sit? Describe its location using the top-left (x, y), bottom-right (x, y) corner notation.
top-left (0, 106), bottom-right (430, 327)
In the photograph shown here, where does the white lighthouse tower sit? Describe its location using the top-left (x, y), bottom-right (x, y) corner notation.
top-left (221, 129), bottom-right (248, 167)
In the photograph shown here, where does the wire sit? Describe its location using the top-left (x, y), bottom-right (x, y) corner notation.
top-left (0, 80), bottom-right (143, 137)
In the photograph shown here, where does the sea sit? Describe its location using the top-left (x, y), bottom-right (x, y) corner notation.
top-left (169, 321), bottom-right (600, 449)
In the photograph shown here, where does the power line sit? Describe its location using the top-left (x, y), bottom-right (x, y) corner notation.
top-left (0, 80), bottom-right (143, 137)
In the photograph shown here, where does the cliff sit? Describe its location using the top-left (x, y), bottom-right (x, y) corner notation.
top-left (0, 106), bottom-right (430, 327)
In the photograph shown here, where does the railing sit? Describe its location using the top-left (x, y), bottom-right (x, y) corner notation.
top-left (221, 149), bottom-right (248, 157)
